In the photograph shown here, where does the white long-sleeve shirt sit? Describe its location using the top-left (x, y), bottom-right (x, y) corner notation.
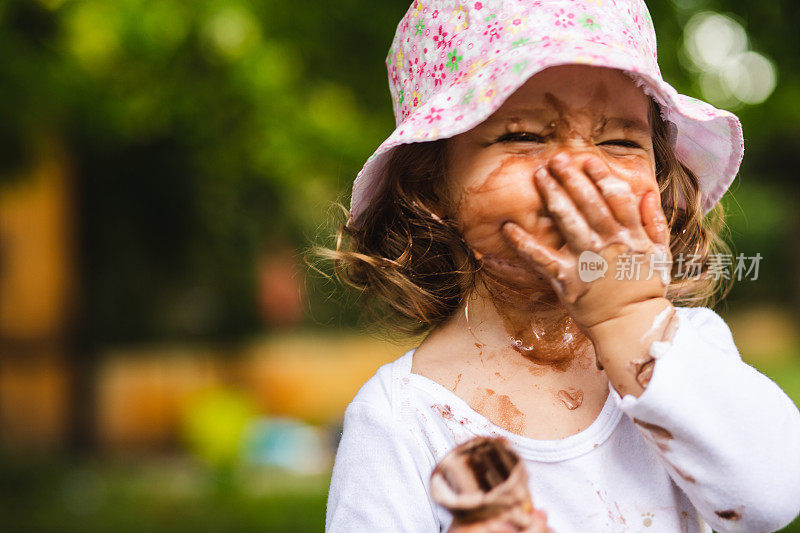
top-left (325, 306), bottom-right (800, 532)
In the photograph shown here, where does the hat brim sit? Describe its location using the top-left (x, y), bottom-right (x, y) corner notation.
top-left (350, 37), bottom-right (743, 224)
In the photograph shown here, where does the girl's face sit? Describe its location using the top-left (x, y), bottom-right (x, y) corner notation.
top-left (445, 64), bottom-right (657, 291)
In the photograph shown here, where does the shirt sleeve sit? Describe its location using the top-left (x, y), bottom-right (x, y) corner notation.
top-left (613, 306), bottom-right (800, 532)
top-left (325, 399), bottom-right (440, 532)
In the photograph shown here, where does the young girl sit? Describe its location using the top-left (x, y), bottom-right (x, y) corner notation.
top-left (323, 1), bottom-right (800, 531)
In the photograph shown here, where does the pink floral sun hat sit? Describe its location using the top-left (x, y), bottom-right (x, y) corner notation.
top-left (348, 0), bottom-right (744, 226)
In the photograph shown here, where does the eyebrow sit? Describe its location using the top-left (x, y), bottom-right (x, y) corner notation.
top-left (488, 112), bottom-right (651, 136)
top-left (487, 109), bottom-right (550, 123)
top-left (601, 117), bottom-right (651, 137)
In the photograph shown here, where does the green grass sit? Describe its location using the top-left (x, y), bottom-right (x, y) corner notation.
top-left (747, 356), bottom-right (800, 532)
top-left (0, 456), bottom-right (330, 532)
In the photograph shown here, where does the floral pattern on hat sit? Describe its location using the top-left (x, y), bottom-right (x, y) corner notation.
top-left (350, 0), bottom-right (744, 224)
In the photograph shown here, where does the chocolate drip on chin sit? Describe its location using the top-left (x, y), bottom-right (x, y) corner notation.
top-left (474, 267), bottom-right (591, 371)
top-left (506, 310), bottom-right (590, 371)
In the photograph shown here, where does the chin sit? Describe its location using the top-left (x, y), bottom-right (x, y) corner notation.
top-left (474, 245), bottom-right (557, 297)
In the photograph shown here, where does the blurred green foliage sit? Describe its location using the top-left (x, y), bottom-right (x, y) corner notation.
top-left (1, 0), bottom-right (798, 345)
top-left (0, 0), bottom-right (411, 343)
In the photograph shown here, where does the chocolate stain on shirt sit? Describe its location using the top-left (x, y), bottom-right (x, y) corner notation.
top-left (633, 418), bottom-right (697, 483)
top-left (594, 486), bottom-right (627, 527)
top-left (671, 465), bottom-right (696, 484)
top-left (633, 418), bottom-right (673, 440)
top-left (557, 388), bottom-right (584, 410)
top-left (433, 403), bottom-right (456, 421)
top-left (432, 403), bottom-right (470, 427)
top-left (633, 418), bottom-right (673, 453)
top-left (715, 508), bottom-right (743, 521)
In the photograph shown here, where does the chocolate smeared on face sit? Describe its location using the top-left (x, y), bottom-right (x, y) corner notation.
top-left (445, 66), bottom-right (657, 371)
top-left (455, 155), bottom-right (560, 297)
top-left (542, 86), bottom-right (611, 143)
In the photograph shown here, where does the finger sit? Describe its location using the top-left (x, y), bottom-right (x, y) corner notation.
top-left (583, 157), bottom-right (643, 229)
top-left (501, 221), bottom-right (566, 278)
top-left (640, 190), bottom-right (670, 246)
top-left (535, 168), bottom-right (602, 253)
top-left (548, 154), bottom-right (617, 236)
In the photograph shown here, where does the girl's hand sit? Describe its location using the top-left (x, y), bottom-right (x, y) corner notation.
top-left (448, 508), bottom-right (553, 533)
top-left (500, 152), bottom-right (671, 331)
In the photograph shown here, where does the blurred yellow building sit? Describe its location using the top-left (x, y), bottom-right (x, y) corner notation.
top-left (0, 136), bottom-right (76, 451)
top-left (0, 145), bottom-right (412, 452)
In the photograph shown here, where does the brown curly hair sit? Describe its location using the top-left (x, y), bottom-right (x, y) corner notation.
top-left (313, 98), bottom-right (733, 335)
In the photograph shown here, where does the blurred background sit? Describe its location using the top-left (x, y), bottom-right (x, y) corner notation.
top-left (0, 0), bottom-right (798, 531)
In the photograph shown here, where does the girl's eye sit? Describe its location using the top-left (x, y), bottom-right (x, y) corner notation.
top-left (599, 139), bottom-right (642, 149)
top-left (495, 132), bottom-right (545, 143)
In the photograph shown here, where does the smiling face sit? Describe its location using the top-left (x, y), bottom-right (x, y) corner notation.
top-left (444, 64), bottom-right (658, 293)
